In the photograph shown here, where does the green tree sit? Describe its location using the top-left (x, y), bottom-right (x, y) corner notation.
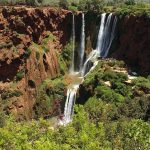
top-left (59, 0), bottom-right (69, 9)
top-left (125, 0), bottom-right (136, 5)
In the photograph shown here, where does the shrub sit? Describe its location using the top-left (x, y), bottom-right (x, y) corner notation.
top-left (68, 5), bottom-right (78, 11)
top-left (1, 90), bottom-right (22, 100)
top-left (24, 47), bottom-right (31, 58)
top-left (36, 51), bottom-right (40, 60)
top-left (16, 70), bottom-right (24, 80)
top-left (83, 61), bottom-right (104, 86)
top-left (117, 96), bottom-right (150, 120)
top-left (84, 97), bottom-right (117, 122)
top-left (125, 0), bottom-right (135, 5)
top-left (58, 54), bottom-right (67, 75)
top-left (95, 85), bottom-right (125, 104)
top-left (58, 40), bottom-right (73, 75)
top-left (78, 0), bottom-right (106, 12)
top-left (59, 0), bottom-right (69, 9)
top-left (102, 70), bottom-right (117, 81)
top-left (26, 0), bottom-right (43, 6)
top-left (0, 105), bottom-right (149, 149)
top-left (112, 82), bottom-right (132, 97)
top-left (61, 41), bottom-right (73, 67)
top-left (132, 77), bottom-right (150, 94)
top-left (34, 77), bottom-right (65, 118)
top-left (0, 112), bottom-right (6, 127)
top-left (25, 0), bottom-right (35, 5)
top-left (124, 119), bottom-right (150, 149)
top-left (102, 70), bottom-right (128, 83)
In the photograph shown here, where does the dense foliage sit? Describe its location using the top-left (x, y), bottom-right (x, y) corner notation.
top-left (0, 0), bottom-right (149, 9)
top-left (82, 60), bottom-right (150, 120)
top-left (0, 0), bottom-right (149, 17)
top-left (0, 60), bottom-right (150, 149)
top-left (0, 106), bottom-right (149, 149)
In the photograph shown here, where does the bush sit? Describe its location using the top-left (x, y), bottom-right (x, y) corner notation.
top-left (78, 0), bottom-right (105, 12)
top-left (26, 0), bottom-right (43, 6)
top-left (95, 85), bottom-right (125, 104)
top-left (102, 70), bottom-right (128, 83)
top-left (0, 113), bottom-right (6, 127)
top-left (34, 77), bottom-right (65, 118)
top-left (68, 5), bottom-right (78, 11)
top-left (24, 47), bottom-right (31, 58)
top-left (132, 77), bottom-right (150, 94)
top-left (125, 0), bottom-right (135, 5)
top-left (16, 70), bottom-right (24, 80)
top-left (84, 97), bottom-right (117, 122)
top-left (61, 40), bottom-right (73, 68)
top-left (36, 51), bottom-right (40, 60)
top-left (112, 82), bottom-right (132, 97)
top-left (0, 106), bottom-right (149, 150)
top-left (1, 90), bottom-right (22, 100)
top-left (59, 0), bottom-right (69, 9)
top-left (118, 96), bottom-right (150, 120)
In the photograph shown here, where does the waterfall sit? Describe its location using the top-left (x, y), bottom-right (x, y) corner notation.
top-left (61, 13), bottom-right (117, 125)
top-left (62, 85), bottom-right (79, 124)
top-left (99, 14), bottom-right (117, 58)
top-left (61, 14), bottom-right (85, 125)
top-left (81, 50), bottom-right (98, 76)
top-left (79, 13), bottom-right (85, 71)
top-left (96, 13), bottom-right (106, 56)
top-left (70, 14), bottom-right (75, 73)
top-left (81, 13), bottom-right (117, 76)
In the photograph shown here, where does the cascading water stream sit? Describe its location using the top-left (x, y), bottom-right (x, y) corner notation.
top-left (99, 14), bottom-right (117, 58)
top-left (96, 13), bottom-right (106, 56)
top-left (70, 14), bottom-right (75, 74)
top-left (61, 13), bottom-right (117, 125)
top-left (79, 13), bottom-right (85, 71)
top-left (62, 85), bottom-right (79, 124)
top-left (61, 13), bottom-right (85, 125)
top-left (82, 13), bottom-right (117, 76)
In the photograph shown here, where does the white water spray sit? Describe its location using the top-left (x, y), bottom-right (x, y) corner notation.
top-left (62, 84), bottom-right (79, 124)
top-left (96, 13), bottom-right (106, 56)
top-left (98, 14), bottom-right (117, 58)
top-left (70, 14), bottom-right (75, 73)
top-left (79, 13), bottom-right (85, 71)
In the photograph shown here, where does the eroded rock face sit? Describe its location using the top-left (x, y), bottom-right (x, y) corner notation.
top-left (83, 13), bottom-right (150, 75)
top-left (0, 7), bottom-right (73, 120)
top-left (112, 15), bottom-right (150, 76)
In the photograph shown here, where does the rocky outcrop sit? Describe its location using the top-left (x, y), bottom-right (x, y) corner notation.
top-left (0, 6), bottom-right (73, 120)
top-left (111, 15), bottom-right (150, 76)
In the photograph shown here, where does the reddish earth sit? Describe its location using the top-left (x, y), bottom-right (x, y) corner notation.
top-left (0, 6), bottom-right (73, 120)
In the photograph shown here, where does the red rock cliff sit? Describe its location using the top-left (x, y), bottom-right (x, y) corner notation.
top-left (0, 7), bottom-right (72, 120)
